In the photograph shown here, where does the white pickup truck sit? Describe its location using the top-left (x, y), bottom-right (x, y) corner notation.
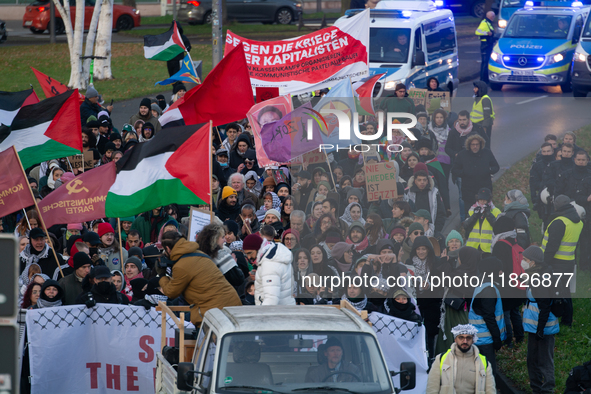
top-left (155, 305), bottom-right (415, 394)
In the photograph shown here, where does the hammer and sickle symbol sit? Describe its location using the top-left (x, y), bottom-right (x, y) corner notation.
top-left (66, 179), bottom-right (89, 195)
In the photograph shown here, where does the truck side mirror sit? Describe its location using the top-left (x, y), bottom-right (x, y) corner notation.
top-left (400, 362), bottom-right (416, 390)
top-left (414, 50), bottom-right (426, 68)
top-left (177, 362), bottom-right (195, 391)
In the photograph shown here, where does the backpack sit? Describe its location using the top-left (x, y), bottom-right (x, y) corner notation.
top-left (550, 297), bottom-right (569, 318)
top-left (499, 239), bottom-right (526, 290)
top-left (565, 359), bottom-right (591, 393)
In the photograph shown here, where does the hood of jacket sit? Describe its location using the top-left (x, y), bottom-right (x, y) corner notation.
top-left (427, 77), bottom-right (440, 91)
top-left (551, 203), bottom-right (581, 224)
top-left (258, 242), bottom-right (292, 266)
top-left (473, 81), bottom-right (488, 97)
top-left (409, 235), bottom-right (435, 260)
top-left (407, 174), bottom-right (435, 193)
top-left (170, 238), bottom-right (200, 261)
top-left (232, 133), bottom-right (252, 153)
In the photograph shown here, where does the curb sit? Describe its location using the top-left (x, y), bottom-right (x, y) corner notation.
top-left (496, 371), bottom-right (527, 394)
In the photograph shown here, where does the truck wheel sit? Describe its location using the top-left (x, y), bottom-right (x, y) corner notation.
top-left (489, 82), bottom-right (503, 91)
top-left (471, 0), bottom-right (485, 19)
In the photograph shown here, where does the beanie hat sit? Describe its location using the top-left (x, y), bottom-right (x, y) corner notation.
top-left (297, 170), bottom-right (312, 180)
top-left (493, 216), bottom-right (515, 235)
top-left (476, 188), bottom-right (492, 201)
top-left (413, 209), bottom-right (431, 221)
top-left (105, 142), bottom-right (117, 152)
top-left (86, 119), bottom-right (100, 129)
top-left (98, 115), bottom-right (110, 127)
top-left (151, 103), bottom-right (162, 116)
top-left (446, 230), bottom-right (464, 246)
top-left (128, 246), bottom-right (143, 259)
top-left (243, 234), bottom-right (263, 251)
top-left (173, 83), bottom-right (187, 95)
top-left (83, 231), bottom-right (102, 246)
top-left (325, 337), bottom-right (343, 350)
top-left (94, 266), bottom-right (112, 279)
top-left (392, 288), bottom-right (410, 300)
top-left (264, 209), bottom-right (281, 221)
top-left (143, 122), bottom-right (155, 132)
top-left (325, 230), bottom-right (342, 244)
top-left (263, 177), bottom-right (276, 187)
top-left (221, 186), bottom-right (237, 201)
top-left (522, 245), bottom-right (544, 264)
top-left (408, 222), bottom-right (424, 234)
top-left (110, 133), bottom-right (122, 142)
top-left (73, 252), bottom-right (92, 270)
top-left (395, 83), bottom-right (407, 92)
top-left (125, 256), bottom-right (143, 273)
top-left (390, 226), bottom-right (407, 238)
top-left (413, 162), bottom-right (429, 174)
top-left (67, 223), bottom-right (83, 231)
top-left (85, 87), bottom-right (99, 99)
top-left (29, 227), bottom-right (45, 240)
top-left (97, 223), bottom-right (115, 238)
top-left (415, 138), bottom-right (433, 152)
top-left (416, 111), bottom-right (429, 120)
top-left (281, 228), bottom-right (300, 244)
top-left (140, 98), bottom-right (151, 109)
top-left (554, 194), bottom-right (571, 211)
top-left (156, 94), bottom-right (167, 111)
top-left (60, 172), bottom-right (75, 184)
top-left (120, 216), bottom-right (135, 223)
top-left (225, 220), bottom-right (240, 236)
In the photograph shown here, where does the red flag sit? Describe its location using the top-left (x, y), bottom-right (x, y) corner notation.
top-left (178, 45), bottom-right (254, 126)
top-left (37, 162), bottom-right (117, 228)
top-left (31, 67), bottom-right (85, 103)
top-left (256, 87), bottom-right (279, 103)
top-left (0, 147), bottom-right (35, 217)
top-left (355, 73), bottom-right (386, 115)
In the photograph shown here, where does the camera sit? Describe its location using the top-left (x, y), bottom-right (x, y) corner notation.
top-left (157, 256), bottom-right (176, 269)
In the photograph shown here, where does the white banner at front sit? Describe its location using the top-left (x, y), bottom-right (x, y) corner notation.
top-left (369, 312), bottom-right (429, 394)
top-left (26, 304), bottom-right (189, 394)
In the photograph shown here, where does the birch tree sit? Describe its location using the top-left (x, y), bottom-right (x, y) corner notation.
top-left (82, 0), bottom-right (103, 87)
top-left (94, 0), bottom-right (114, 80)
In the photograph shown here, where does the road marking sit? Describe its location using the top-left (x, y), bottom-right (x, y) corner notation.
top-left (516, 95), bottom-right (548, 105)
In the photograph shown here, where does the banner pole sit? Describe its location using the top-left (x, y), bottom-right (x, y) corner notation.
top-left (65, 156), bottom-right (74, 172)
top-left (13, 146), bottom-right (65, 278)
top-left (23, 208), bottom-right (31, 231)
top-left (118, 218), bottom-right (124, 268)
top-left (209, 121), bottom-right (214, 222)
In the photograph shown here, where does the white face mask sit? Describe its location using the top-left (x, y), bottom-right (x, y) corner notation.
top-left (520, 260), bottom-right (530, 271)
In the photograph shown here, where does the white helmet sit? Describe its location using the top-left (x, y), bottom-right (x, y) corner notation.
top-left (571, 201), bottom-right (586, 220)
top-left (540, 188), bottom-right (550, 205)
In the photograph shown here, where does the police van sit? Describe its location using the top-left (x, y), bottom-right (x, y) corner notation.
top-left (343, 0), bottom-right (460, 95)
top-left (488, 1), bottom-right (590, 91)
top-left (571, 11), bottom-right (591, 96)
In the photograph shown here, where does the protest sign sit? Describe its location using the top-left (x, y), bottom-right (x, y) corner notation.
top-left (291, 150), bottom-right (326, 166)
top-left (407, 88), bottom-right (427, 108)
top-left (27, 304), bottom-right (189, 394)
top-left (68, 154), bottom-right (84, 171)
top-left (83, 150), bottom-right (94, 169)
top-left (365, 161), bottom-right (397, 202)
top-left (225, 10), bottom-right (369, 94)
top-left (188, 207), bottom-right (212, 242)
top-left (426, 91), bottom-right (451, 114)
top-left (369, 313), bottom-right (428, 394)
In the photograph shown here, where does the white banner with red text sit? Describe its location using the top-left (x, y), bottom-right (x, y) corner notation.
top-left (26, 304), bottom-right (191, 394)
top-left (224, 9), bottom-right (369, 94)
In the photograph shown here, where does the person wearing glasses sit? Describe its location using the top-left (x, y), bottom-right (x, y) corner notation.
top-left (281, 229), bottom-right (300, 251)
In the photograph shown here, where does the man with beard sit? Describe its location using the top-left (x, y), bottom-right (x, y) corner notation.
top-left (128, 98), bottom-right (161, 134)
top-left (530, 142), bottom-right (555, 221)
top-left (427, 324), bottom-right (496, 393)
top-left (292, 171), bottom-right (316, 212)
top-left (20, 228), bottom-right (62, 278)
top-left (81, 128), bottom-right (100, 169)
top-left (217, 187), bottom-right (241, 222)
top-left (76, 266), bottom-right (129, 306)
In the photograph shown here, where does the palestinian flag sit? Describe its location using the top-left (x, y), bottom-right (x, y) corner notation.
top-left (105, 123), bottom-right (211, 217)
top-left (0, 90), bottom-right (82, 169)
top-left (353, 73), bottom-right (385, 116)
top-left (0, 88), bottom-right (39, 127)
top-left (424, 157), bottom-right (445, 177)
top-left (144, 21), bottom-right (186, 61)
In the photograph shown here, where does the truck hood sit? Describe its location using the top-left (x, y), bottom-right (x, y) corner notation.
top-left (498, 38), bottom-right (568, 55)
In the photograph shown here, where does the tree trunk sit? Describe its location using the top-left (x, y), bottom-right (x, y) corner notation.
top-left (82, 0), bottom-right (103, 87)
top-left (67, 0), bottom-right (85, 89)
top-left (94, 0), bottom-right (114, 80)
top-left (51, 0), bottom-right (73, 54)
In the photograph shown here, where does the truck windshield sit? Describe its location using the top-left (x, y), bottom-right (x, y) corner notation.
top-left (370, 28), bottom-right (411, 64)
top-left (501, 0), bottom-right (526, 8)
top-left (505, 14), bottom-right (572, 39)
top-left (584, 12), bottom-right (591, 38)
top-left (215, 332), bottom-right (392, 394)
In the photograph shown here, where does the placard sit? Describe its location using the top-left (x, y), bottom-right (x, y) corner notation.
top-left (83, 150), bottom-right (94, 169)
top-left (407, 88), bottom-right (427, 108)
top-left (188, 207), bottom-right (212, 242)
top-left (68, 154), bottom-right (84, 171)
top-left (365, 161), bottom-right (398, 202)
top-left (426, 91), bottom-right (451, 114)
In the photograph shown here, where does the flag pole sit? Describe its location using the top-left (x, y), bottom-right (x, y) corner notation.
top-left (324, 151), bottom-right (337, 191)
top-left (13, 146), bottom-right (65, 278)
top-left (23, 208), bottom-right (31, 230)
top-left (117, 218), bottom-right (124, 267)
top-left (209, 120), bottom-right (214, 221)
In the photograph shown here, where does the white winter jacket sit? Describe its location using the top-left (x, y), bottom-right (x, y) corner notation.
top-left (254, 242), bottom-right (296, 306)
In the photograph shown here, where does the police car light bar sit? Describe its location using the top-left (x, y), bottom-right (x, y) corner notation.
top-left (525, 0), bottom-right (534, 5)
top-left (434, 0), bottom-right (444, 6)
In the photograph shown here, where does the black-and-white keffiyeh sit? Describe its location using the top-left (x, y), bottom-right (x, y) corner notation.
top-left (19, 244), bottom-right (50, 285)
top-left (145, 294), bottom-right (168, 306)
top-left (341, 294), bottom-right (368, 311)
top-left (491, 230), bottom-right (517, 250)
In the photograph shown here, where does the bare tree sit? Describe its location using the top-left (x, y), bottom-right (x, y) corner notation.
top-left (94, 0), bottom-right (114, 80)
top-left (82, 0), bottom-right (103, 87)
top-left (51, 0), bottom-right (86, 89)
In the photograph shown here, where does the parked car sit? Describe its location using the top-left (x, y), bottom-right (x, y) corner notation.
top-left (442, 0), bottom-right (499, 19)
top-left (0, 20), bottom-right (6, 43)
top-left (22, 0), bottom-right (141, 34)
top-left (177, 0), bottom-right (302, 25)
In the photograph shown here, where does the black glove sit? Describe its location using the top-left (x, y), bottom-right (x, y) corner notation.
top-left (493, 339), bottom-right (502, 351)
top-left (155, 263), bottom-right (167, 277)
top-left (535, 332), bottom-right (544, 341)
top-left (474, 207), bottom-right (482, 214)
top-left (85, 294), bottom-right (97, 308)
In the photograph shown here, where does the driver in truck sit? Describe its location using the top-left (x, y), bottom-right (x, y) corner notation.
top-left (393, 32), bottom-right (409, 57)
top-left (305, 337), bottom-right (362, 383)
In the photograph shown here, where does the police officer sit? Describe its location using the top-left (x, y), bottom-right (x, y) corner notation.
top-left (469, 257), bottom-right (506, 377)
top-left (475, 11), bottom-right (496, 83)
top-left (541, 195), bottom-right (583, 327)
top-left (555, 18), bottom-right (569, 36)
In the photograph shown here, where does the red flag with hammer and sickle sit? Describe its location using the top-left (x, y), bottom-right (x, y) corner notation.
top-left (37, 162), bottom-right (117, 227)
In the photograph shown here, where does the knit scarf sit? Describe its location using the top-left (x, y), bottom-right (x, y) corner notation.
top-left (454, 120), bottom-right (473, 137)
top-left (503, 201), bottom-right (529, 213)
top-left (430, 122), bottom-right (449, 143)
top-left (491, 230), bottom-right (517, 250)
top-left (341, 294), bottom-right (367, 311)
top-left (346, 236), bottom-right (369, 252)
top-left (36, 297), bottom-right (62, 309)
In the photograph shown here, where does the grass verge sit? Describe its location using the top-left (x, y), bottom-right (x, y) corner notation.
top-left (0, 43), bottom-right (213, 102)
top-left (140, 12), bottom-right (341, 26)
top-left (124, 22), bottom-right (301, 38)
top-left (493, 124), bottom-right (591, 393)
